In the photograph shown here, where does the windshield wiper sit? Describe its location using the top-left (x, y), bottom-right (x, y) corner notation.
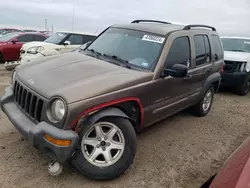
top-left (85, 48), bottom-right (102, 56)
top-left (103, 54), bottom-right (131, 68)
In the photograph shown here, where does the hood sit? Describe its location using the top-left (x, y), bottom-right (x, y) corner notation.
top-left (16, 52), bottom-right (153, 103)
top-left (0, 41), bottom-right (7, 46)
top-left (224, 51), bottom-right (250, 62)
top-left (21, 41), bottom-right (58, 51)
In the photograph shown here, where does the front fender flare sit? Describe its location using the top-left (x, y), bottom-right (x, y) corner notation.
top-left (77, 107), bottom-right (134, 132)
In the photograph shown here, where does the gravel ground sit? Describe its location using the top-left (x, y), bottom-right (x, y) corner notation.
top-left (1, 64), bottom-right (250, 188)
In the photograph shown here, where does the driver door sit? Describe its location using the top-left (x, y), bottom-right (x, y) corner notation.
top-left (143, 35), bottom-right (193, 126)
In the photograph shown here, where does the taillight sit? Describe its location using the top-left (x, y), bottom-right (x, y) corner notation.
top-left (220, 63), bottom-right (225, 73)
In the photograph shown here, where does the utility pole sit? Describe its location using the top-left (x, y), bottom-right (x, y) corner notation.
top-left (72, 1), bottom-right (75, 32)
top-left (51, 24), bottom-right (54, 33)
top-left (45, 19), bottom-right (47, 31)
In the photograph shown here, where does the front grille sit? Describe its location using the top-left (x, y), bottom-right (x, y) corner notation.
top-left (13, 80), bottom-right (44, 122)
top-left (224, 60), bottom-right (245, 73)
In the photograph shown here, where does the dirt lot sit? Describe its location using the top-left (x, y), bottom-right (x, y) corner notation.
top-left (1, 64), bottom-right (250, 188)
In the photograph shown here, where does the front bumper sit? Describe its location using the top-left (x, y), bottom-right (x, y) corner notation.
top-left (221, 72), bottom-right (248, 88)
top-left (0, 86), bottom-right (79, 163)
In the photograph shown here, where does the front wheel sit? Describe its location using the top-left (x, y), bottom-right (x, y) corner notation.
top-left (191, 86), bottom-right (215, 117)
top-left (235, 76), bottom-right (249, 96)
top-left (71, 117), bottom-right (137, 180)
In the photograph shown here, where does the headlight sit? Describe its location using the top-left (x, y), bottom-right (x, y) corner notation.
top-left (48, 99), bottom-right (66, 122)
top-left (27, 46), bottom-right (44, 54)
top-left (11, 69), bottom-right (17, 84)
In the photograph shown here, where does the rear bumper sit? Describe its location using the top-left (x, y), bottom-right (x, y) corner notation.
top-left (0, 86), bottom-right (79, 163)
top-left (221, 72), bottom-right (248, 88)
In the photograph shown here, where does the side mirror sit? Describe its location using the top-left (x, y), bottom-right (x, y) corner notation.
top-left (11, 38), bottom-right (18, 44)
top-left (64, 41), bottom-right (70, 45)
top-left (161, 64), bottom-right (188, 78)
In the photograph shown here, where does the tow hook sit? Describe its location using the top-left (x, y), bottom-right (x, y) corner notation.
top-left (48, 162), bottom-right (63, 176)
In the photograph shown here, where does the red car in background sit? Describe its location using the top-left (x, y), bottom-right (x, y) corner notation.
top-left (201, 136), bottom-right (250, 188)
top-left (0, 32), bottom-right (48, 62)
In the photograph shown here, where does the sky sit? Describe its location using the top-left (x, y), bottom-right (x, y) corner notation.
top-left (0, 0), bottom-right (249, 36)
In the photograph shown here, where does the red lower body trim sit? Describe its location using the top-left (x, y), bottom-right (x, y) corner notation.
top-left (71, 97), bottom-right (144, 131)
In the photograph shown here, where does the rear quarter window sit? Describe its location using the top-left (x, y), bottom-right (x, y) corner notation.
top-left (211, 35), bottom-right (223, 61)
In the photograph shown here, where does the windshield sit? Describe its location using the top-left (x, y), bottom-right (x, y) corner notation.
top-left (0, 33), bottom-right (20, 42)
top-left (44, 32), bottom-right (67, 44)
top-left (84, 28), bottom-right (165, 70)
top-left (221, 38), bottom-right (250, 53)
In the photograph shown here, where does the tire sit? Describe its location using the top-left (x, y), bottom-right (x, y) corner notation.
top-left (235, 76), bottom-right (249, 96)
top-left (71, 117), bottom-right (137, 180)
top-left (191, 86), bottom-right (215, 117)
top-left (0, 52), bottom-right (3, 63)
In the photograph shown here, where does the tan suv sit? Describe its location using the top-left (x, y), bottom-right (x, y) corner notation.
top-left (0, 20), bottom-right (224, 180)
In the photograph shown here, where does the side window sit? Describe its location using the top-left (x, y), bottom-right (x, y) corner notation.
top-left (83, 35), bottom-right (96, 43)
top-left (67, 34), bottom-right (84, 45)
top-left (165, 36), bottom-right (191, 69)
top-left (34, 35), bottom-right (46, 41)
top-left (17, 35), bottom-right (34, 42)
top-left (211, 35), bottom-right (223, 61)
top-left (194, 35), bottom-right (211, 66)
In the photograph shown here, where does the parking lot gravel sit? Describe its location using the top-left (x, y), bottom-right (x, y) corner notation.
top-left (1, 64), bottom-right (250, 188)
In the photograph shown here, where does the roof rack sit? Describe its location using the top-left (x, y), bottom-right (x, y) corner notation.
top-left (131, 20), bottom-right (172, 24)
top-left (183, 24), bottom-right (216, 31)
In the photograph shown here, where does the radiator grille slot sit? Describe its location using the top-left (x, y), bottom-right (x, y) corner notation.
top-left (13, 81), bottom-right (44, 122)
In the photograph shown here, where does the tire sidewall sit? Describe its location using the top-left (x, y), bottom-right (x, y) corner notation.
top-left (200, 86), bottom-right (214, 116)
top-left (238, 75), bottom-right (250, 96)
top-left (71, 117), bottom-right (137, 180)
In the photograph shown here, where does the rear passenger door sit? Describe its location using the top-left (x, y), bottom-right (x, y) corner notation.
top-left (185, 33), bottom-right (213, 95)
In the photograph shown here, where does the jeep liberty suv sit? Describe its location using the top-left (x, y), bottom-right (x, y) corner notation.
top-left (0, 20), bottom-right (223, 180)
top-left (220, 36), bottom-right (250, 95)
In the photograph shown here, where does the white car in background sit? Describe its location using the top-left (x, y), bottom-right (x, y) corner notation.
top-left (220, 36), bottom-right (250, 95)
top-left (5, 31), bottom-right (96, 70)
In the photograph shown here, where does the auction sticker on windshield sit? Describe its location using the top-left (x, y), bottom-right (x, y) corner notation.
top-left (244, 41), bottom-right (250, 44)
top-left (142, 35), bottom-right (165, 44)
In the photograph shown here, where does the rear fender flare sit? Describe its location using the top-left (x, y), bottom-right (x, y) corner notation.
top-left (200, 72), bottom-right (221, 97)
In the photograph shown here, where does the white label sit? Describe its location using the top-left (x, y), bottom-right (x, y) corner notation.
top-left (141, 62), bottom-right (149, 67)
top-left (244, 41), bottom-right (250, 44)
top-left (142, 35), bottom-right (165, 44)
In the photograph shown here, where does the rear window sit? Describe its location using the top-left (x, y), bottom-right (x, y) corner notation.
top-left (211, 35), bottom-right (223, 61)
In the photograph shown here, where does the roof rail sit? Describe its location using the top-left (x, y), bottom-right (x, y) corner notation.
top-left (131, 20), bottom-right (172, 24)
top-left (183, 24), bottom-right (216, 31)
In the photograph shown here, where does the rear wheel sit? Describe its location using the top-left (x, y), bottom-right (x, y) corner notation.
top-left (235, 75), bottom-right (249, 96)
top-left (191, 86), bottom-right (214, 117)
top-left (71, 117), bottom-right (137, 180)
